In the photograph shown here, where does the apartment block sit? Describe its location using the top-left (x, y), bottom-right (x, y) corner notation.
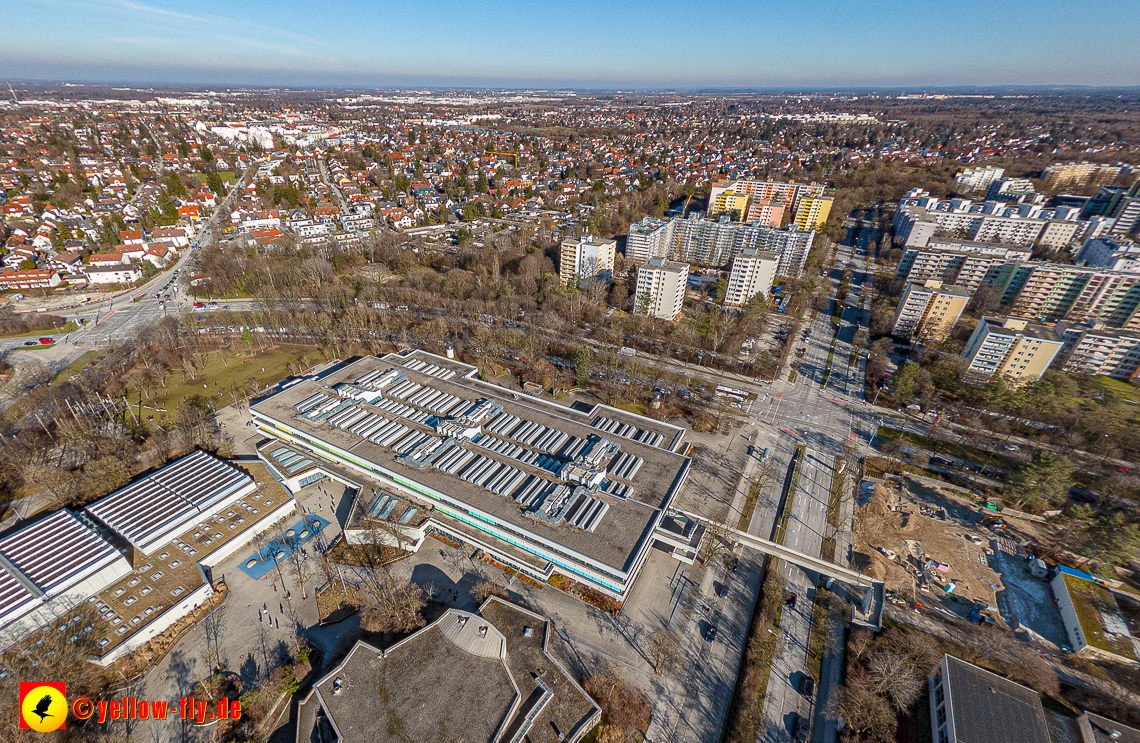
top-left (1041, 162), bottom-right (1124, 191)
top-left (625, 216), bottom-right (813, 275)
top-left (626, 216), bottom-right (670, 263)
top-left (985, 178), bottom-right (1038, 204)
top-left (955, 166), bottom-right (1005, 193)
top-left (1037, 219), bottom-right (1084, 250)
top-left (744, 200), bottom-right (784, 228)
top-left (897, 239), bottom-right (1029, 291)
top-left (891, 280), bottom-right (971, 342)
top-left (709, 179), bottom-right (824, 221)
top-left (559, 236), bottom-right (616, 287)
top-left (724, 249), bottom-right (778, 307)
top-left (635, 259), bottom-right (688, 321)
top-left (894, 190), bottom-right (1080, 248)
top-left (1000, 263), bottom-right (1140, 328)
top-left (793, 193), bottom-right (833, 230)
top-left (1055, 321), bottom-right (1140, 381)
top-left (962, 316), bottom-right (1063, 383)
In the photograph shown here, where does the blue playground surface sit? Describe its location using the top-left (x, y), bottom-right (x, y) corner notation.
top-left (239, 514), bottom-right (330, 580)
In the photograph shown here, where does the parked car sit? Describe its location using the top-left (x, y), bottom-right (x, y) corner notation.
top-left (38, 338), bottom-right (55, 345)
top-left (23, 341), bottom-right (36, 346)
top-left (793, 713), bottom-right (810, 742)
top-left (799, 675), bottom-right (815, 701)
top-left (1003, 444), bottom-right (1019, 451)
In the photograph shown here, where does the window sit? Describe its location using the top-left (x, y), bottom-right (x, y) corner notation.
top-left (128, 578), bottom-right (140, 587)
top-left (172, 587), bottom-right (184, 596)
top-left (159, 552), bottom-right (169, 559)
top-left (151, 572), bottom-right (163, 581)
top-left (140, 586), bottom-right (152, 596)
top-left (125, 596), bottom-right (137, 606)
top-left (170, 560), bottom-right (181, 568)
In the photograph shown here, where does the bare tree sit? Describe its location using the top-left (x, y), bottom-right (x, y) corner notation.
top-left (358, 569), bottom-right (426, 634)
top-left (648, 628), bottom-right (681, 676)
top-left (867, 650), bottom-right (922, 710)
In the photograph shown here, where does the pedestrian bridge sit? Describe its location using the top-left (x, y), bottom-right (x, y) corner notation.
top-left (657, 509), bottom-right (884, 630)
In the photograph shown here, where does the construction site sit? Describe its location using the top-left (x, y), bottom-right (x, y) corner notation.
top-left (854, 474), bottom-right (1022, 627)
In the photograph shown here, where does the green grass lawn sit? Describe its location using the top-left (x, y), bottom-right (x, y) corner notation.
top-left (136, 344), bottom-right (321, 424)
top-left (51, 350), bottom-right (108, 385)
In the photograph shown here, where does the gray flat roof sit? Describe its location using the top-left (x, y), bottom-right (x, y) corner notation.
top-left (1083, 712), bottom-right (1140, 743)
top-left (316, 624), bottom-right (516, 743)
top-left (942, 655), bottom-right (1050, 743)
top-left (252, 353), bottom-right (690, 574)
top-left (85, 451), bottom-right (255, 554)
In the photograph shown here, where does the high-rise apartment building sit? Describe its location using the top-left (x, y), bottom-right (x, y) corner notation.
top-left (1054, 321), bottom-right (1140, 381)
top-left (897, 239), bottom-right (1030, 292)
top-left (962, 316), bottom-right (1063, 383)
top-left (999, 263), bottom-right (1140, 328)
top-left (955, 166), bottom-right (1006, 193)
top-left (624, 216), bottom-right (814, 275)
top-left (724, 249), bottom-right (778, 307)
top-left (1041, 162), bottom-right (1124, 191)
top-left (891, 280), bottom-right (971, 342)
top-left (634, 259), bottom-right (688, 321)
top-left (793, 193), bottom-right (833, 230)
top-left (708, 180), bottom-right (824, 223)
top-left (893, 190), bottom-right (1087, 249)
top-left (626, 217), bottom-right (670, 264)
top-left (559, 236), bottom-right (616, 287)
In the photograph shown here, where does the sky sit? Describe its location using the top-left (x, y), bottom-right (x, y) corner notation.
top-left (1, 0), bottom-right (1139, 89)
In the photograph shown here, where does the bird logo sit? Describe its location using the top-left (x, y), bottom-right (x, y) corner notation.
top-left (19, 682), bottom-right (67, 732)
top-left (33, 694), bottom-right (54, 722)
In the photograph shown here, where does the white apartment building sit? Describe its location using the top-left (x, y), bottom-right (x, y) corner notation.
top-left (635, 259), bottom-right (688, 321)
top-left (559, 236), bottom-right (616, 287)
top-left (894, 190), bottom-right (1084, 249)
top-left (724, 249), bottom-right (778, 307)
top-left (625, 216), bottom-right (813, 276)
top-left (955, 166), bottom-right (1005, 193)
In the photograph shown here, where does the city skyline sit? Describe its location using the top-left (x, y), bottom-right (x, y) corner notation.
top-left (3, 0), bottom-right (1139, 88)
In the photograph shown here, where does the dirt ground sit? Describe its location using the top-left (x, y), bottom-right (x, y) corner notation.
top-left (854, 477), bottom-right (1006, 619)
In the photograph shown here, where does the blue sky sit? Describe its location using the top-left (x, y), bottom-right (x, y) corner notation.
top-left (1, 0), bottom-right (1138, 88)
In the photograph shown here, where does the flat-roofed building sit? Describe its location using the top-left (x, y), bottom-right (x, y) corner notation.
top-left (297, 598), bottom-right (600, 743)
top-left (1042, 162), bottom-right (1123, 191)
top-left (709, 179), bottom-right (824, 221)
top-left (892, 280), bottom-right (971, 343)
top-left (724, 249), bottom-right (778, 307)
top-left (962, 316), bottom-right (1063, 384)
top-left (928, 655), bottom-right (1050, 743)
top-left (85, 450), bottom-right (258, 556)
top-left (250, 352), bottom-right (692, 601)
top-left (1079, 711), bottom-right (1140, 743)
top-left (793, 193), bottom-right (833, 230)
top-left (1052, 566), bottom-right (1139, 665)
top-left (635, 258), bottom-right (688, 321)
top-left (1055, 321), bottom-right (1140, 381)
top-left (558, 236), bottom-right (616, 287)
top-left (955, 166), bottom-right (1005, 193)
top-left (0, 510), bottom-right (131, 648)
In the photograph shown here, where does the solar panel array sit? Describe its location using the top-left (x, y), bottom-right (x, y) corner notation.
top-left (86, 451), bottom-right (254, 552)
top-left (0, 510), bottom-right (121, 622)
top-left (531, 484), bottom-right (609, 532)
top-left (402, 358), bottom-right (457, 380)
top-left (607, 452), bottom-right (644, 481)
top-left (591, 416), bottom-right (666, 448)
